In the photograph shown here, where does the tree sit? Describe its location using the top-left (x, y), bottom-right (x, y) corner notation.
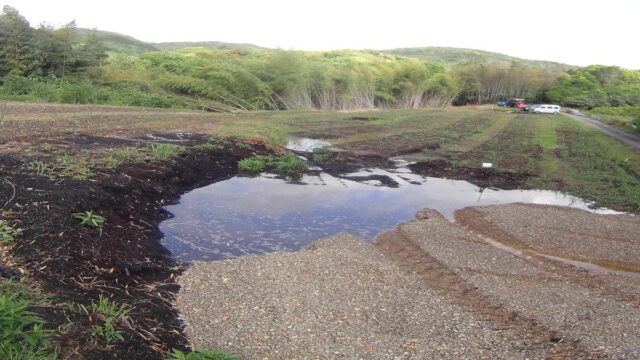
top-left (0, 6), bottom-right (32, 76)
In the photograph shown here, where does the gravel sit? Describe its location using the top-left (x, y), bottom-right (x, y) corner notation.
top-left (466, 203), bottom-right (640, 266)
top-left (177, 233), bottom-right (542, 359)
top-left (399, 206), bottom-right (640, 359)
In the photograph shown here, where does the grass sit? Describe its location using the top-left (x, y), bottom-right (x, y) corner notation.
top-left (149, 143), bottom-right (185, 160)
top-left (0, 279), bottom-right (56, 360)
top-left (72, 211), bottom-right (106, 229)
top-left (238, 154), bottom-right (308, 178)
top-left (79, 295), bottom-right (133, 343)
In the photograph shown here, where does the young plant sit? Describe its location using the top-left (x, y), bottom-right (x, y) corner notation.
top-left (28, 161), bottom-right (53, 178)
top-left (82, 295), bottom-right (133, 343)
top-left (72, 211), bottom-right (105, 228)
top-left (0, 294), bottom-right (53, 359)
top-left (149, 143), bottom-right (184, 160)
top-left (0, 220), bottom-right (23, 243)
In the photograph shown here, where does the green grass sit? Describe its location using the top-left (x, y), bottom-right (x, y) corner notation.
top-left (238, 154), bottom-right (308, 178)
top-left (0, 281), bottom-right (56, 360)
top-left (149, 143), bottom-right (185, 160)
top-left (79, 295), bottom-right (133, 343)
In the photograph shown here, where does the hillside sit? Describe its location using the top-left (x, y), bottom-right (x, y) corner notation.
top-left (153, 41), bottom-right (265, 51)
top-left (384, 46), bottom-right (573, 70)
top-left (77, 28), bottom-right (159, 54)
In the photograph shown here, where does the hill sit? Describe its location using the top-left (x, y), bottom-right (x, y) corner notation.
top-left (77, 29), bottom-right (159, 54)
top-left (383, 46), bottom-right (573, 70)
top-left (153, 41), bottom-right (265, 51)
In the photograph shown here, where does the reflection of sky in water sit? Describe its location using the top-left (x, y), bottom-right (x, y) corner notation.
top-left (160, 168), bottom-right (621, 262)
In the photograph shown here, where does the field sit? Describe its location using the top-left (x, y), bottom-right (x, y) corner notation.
top-left (1, 102), bottom-right (640, 358)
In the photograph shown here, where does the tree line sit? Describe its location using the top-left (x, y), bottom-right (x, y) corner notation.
top-left (1, 5), bottom-right (639, 112)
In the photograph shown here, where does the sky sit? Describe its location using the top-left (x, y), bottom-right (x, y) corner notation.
top-left (2, 0), bottom-right (638, 69)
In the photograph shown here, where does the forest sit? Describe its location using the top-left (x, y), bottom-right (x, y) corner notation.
top-left (1, 5), bottom-right (640, 114)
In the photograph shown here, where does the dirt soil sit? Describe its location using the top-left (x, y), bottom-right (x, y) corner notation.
top-left (0, 134), bottom-right (271, 359)
top-left (409, 159), bottom-right (531, 189)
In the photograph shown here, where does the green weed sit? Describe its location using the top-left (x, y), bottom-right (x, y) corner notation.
top-left (0, 294), bottom-right (54, 359)
top-left (0, 220), bottom-right (23, 243)
top-left (80, 296), bottom-right (133, 343)
top-left (28, 161), bottom-right (53, 178)
top-left (166, 349), bottom-right (240, 360)
top-left (149, 143), bottom-right (185, 160)
top-left (72, 211), bottom-right (105, 229)
top-left (238, 154), bottom-right (308, 178)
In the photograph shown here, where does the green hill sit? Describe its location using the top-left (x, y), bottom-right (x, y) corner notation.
top-left (383, 46), bottom-right (573, 70)
top-left (77, 29), bottom-right (159, 54)
top-left (153, 41), bottom-right (265, 51)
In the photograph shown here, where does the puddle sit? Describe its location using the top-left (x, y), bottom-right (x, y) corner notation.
top-left (160, 165), bottom-right (621, 262)
top-left (285, 138), bottom-right (331, 152)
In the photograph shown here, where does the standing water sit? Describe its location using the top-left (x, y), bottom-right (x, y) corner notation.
top-left (160, 161), bottom-right (620, 262)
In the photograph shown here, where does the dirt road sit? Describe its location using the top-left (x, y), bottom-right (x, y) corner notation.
top-left (562, 111), bottom-right (640, 150)
top-left (177, 204), bottom-right (640, 359)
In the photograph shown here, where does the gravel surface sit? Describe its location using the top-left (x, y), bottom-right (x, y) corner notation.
top-left (399, 207), bottom-right (640, 359)
top-left (177, 233), bottom-right (542, 359)
top-left (462, 203), bottom-right (640, 267)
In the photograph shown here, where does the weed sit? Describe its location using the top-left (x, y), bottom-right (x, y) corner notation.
top-left (238, 154), bottom-right (308, 178)
top-left (28, 161), bottom-right (53, 178)
top-left (80, 295), bottom-right (133, 343)
top-left (0, 294), bottom-right (54, 359)
top-left (193, 142), bottom-right (223, 152)
top-left (72, 211), bottom-right (105, 229)
top-left (104, 156), bottom-right (121, 170)
top-left (149, 143), bottom-right (184, 160)
top-left (0, 280), bottom-right (46, 303)
top-left (312, 147), bottom-right (344, 163)
top-left (0, 220), bottom-right (23, 243)
top-left (166, 349), bottom-right (240, 360)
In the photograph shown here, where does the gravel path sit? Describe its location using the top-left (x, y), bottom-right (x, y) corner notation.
top-left (562, 112), bottom-right (640, 150)
top-left (397, 207), bottom-right (640, 359)
top-left (457, 204), bottom-right (640, 268)
top-left (177, 233), bottom-right (543, 359)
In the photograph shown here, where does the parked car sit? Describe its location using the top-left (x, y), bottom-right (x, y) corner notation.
top-left (506, 98), bottom-right (526, 108)
top-left (496, 100), bottom-right (508, 106)
top-left (532, 104), bottom-right (561, 114)
top-left (514, 102), bottom-right (528, 109)
top-left (523, 104), bottom-right (541, 112)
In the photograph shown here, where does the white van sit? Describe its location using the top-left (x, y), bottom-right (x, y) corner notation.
top-left (533, 104), bottom-right (561, 114)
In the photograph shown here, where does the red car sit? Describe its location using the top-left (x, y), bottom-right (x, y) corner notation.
top-left (506, 98), bottom-right (526, 108)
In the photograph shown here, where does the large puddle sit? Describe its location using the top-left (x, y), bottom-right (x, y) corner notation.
top-left (160, 162), bottom-right (620, 262)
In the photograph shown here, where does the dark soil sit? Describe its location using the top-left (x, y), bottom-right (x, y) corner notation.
top-left (0, 134), bottom-right (270, 359)
top-left (409, 159), bottom-right (531, 190)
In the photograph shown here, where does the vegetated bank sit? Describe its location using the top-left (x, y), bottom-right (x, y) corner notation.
top-left (0, 134), bottom-right (278, 358)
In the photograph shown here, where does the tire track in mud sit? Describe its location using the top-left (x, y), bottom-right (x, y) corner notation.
top-left (374, 211), bottom-right (597, 359)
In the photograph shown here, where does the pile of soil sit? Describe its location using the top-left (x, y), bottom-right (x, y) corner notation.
top-left (0, 135), bottom-right (270, 359)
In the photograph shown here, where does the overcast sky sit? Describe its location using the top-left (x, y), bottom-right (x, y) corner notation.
top-left (2, 0), bottom-right (638, 69)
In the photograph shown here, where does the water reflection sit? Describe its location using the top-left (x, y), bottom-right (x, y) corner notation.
top-left (160, 168), bottom-right (621, 262)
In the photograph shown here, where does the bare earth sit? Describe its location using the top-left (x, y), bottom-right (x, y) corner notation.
top-left (176, 204), bottom-right (640, 359)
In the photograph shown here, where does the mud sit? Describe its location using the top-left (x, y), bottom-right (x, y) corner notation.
top-left (409, 158), bottom-right (531, 189)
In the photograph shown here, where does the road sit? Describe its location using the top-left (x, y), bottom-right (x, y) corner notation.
top-left (563, 111), bottom-right (640, 150)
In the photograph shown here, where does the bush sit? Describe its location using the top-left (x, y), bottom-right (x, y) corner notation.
top-left (58, 82), bottom-right (97, 104)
